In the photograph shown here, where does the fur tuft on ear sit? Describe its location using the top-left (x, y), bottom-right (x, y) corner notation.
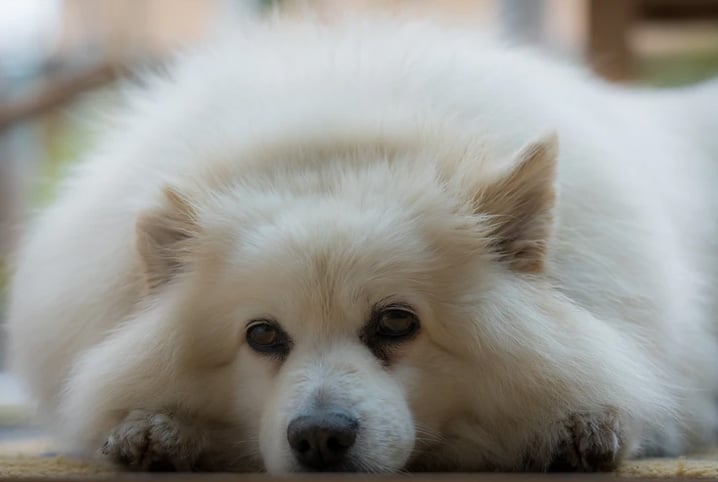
top-left (135, 187), bottom-right (199, 290)
top-left (475, 133), bottom-right (558, 273)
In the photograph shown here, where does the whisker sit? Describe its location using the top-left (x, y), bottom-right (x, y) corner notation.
top-left (414, 424), bottom-right (444, 444)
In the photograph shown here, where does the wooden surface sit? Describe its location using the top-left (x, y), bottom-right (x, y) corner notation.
top-left (0, 474), bottom-right (711, 482)
top-left (587, 0), bottom-right (718, 81)
top-left (640, 0), bottom-right (718, 20)
top-left (0, 62), bottom-right (121, 132)
top-left (588, 0), bottom-right (637, 81)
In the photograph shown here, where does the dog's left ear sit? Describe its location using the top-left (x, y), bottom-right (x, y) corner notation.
top-left (135, 187), bottom-right (199, 290)
top-left (475, 133), bottom-right (558, 273)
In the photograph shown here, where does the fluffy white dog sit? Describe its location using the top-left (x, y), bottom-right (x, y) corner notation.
top-left (6, 14), bottom-right (718, 473)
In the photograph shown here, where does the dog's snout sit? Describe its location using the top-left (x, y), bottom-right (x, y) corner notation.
top-left (287, 410), bottom-right (359, 470)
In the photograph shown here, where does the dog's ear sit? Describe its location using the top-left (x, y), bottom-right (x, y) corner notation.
top-left (135, 187), bottom-right (199, 290)
top-left (475, 133), bottom-right (558, 273)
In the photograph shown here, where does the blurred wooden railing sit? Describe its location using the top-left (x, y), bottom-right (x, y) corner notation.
top-left (0, 62), bottom-right (124, 133)
top-left (589, 0), bottom-right (718, 81)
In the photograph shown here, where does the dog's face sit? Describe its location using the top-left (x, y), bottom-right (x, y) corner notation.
top-left (135, 136), bottom-right (561, 472)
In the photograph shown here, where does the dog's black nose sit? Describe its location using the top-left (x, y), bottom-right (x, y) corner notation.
top-left (287, 410), bottom-right (359, 470)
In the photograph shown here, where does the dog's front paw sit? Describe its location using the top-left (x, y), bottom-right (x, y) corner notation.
top-left (549, 411), bottom-right (623, 472)
top-left (100, 410), bottom-right (204, 471)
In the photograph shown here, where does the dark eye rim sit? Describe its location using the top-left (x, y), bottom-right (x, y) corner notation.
top-left (245, 319), bottom-right (292, 356)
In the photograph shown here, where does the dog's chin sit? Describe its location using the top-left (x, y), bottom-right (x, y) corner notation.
top-left (279, 460), bottom-right (361, 473)
top-left (265, 450), bottom-right (408, 474)
top-left (271, 459), bottom-right (399, 474)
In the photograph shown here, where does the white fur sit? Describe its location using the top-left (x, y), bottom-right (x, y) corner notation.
top-left (5, 14), bottom-right (718, 472)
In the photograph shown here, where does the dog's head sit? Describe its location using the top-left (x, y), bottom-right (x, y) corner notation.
top-left (134, 134), bottom-right (561, 472)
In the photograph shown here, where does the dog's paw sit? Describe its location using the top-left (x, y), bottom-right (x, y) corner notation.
top-left (548, 411), bottom-right (624, 472)
top-left (100, 410), bottom-right (204, 471)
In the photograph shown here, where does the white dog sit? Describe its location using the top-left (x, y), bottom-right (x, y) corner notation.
top-left (6, 14), bottom-right (718, 473)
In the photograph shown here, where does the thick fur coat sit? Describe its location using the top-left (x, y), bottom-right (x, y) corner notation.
top-left (6, 15), bottom-right (718, 473)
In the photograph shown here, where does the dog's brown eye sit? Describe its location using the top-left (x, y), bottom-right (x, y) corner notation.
top-left (248, 323), bottom-right (277, 345)
top-left (246, 321), bottom-right (291, 356)
top-left (376, 309), bottom-right (419, 339)
top-left (361, 305), bottom-right (420, 362)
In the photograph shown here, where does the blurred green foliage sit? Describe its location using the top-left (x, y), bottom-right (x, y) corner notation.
top-left (0, 258), bottom-right (6, 301)
top-left (32, 118), bottom-right (93, 208)
top-left (638, 51), bottom-right (718, 87)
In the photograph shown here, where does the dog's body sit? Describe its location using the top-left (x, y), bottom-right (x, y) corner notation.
top-left (6, 16), bottom-right (718, 472)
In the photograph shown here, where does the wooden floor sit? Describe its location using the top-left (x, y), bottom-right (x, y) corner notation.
top-left (0, 476), bottom-right (685, 482)
top-left (0, 475), bottom-right (708, 482)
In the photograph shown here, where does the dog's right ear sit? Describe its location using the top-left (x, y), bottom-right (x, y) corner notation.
top-left (474, 133), bottom-right (558, 273)
top-left (135, 187), bottom-right (199, 290)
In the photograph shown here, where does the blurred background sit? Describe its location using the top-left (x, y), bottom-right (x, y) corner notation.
top-left (0, 0), bottom-right (717, 413)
